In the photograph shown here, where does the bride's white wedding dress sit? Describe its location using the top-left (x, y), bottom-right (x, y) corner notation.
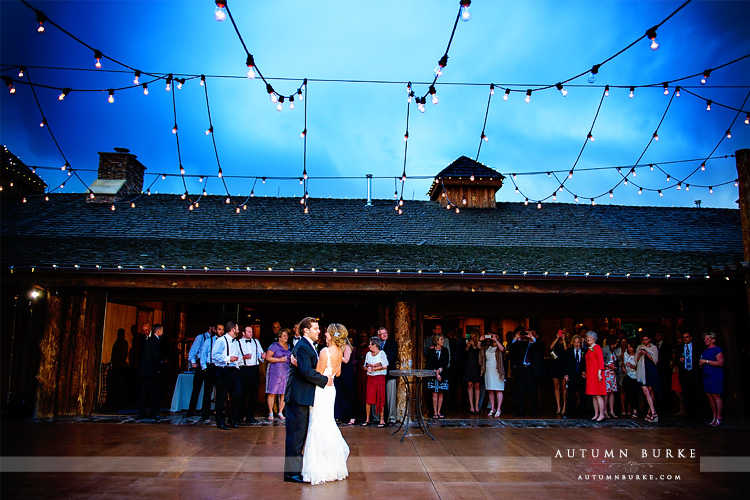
top-left (301, 347), bottom-right (350, 485)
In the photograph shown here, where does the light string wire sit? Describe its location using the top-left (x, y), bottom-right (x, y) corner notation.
top-left (397, 92), bottom-right (411, 214)
top-left (475, 84), bottom-right (493, 162)
top-left (22, 68), bottom-right (92, 195)
top-left (302, 83), bottom-right (309, 213)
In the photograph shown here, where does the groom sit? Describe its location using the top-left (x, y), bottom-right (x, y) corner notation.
top-left (283, 317), bottom-right (332, 483)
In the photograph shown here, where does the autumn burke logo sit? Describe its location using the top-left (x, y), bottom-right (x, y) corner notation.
top-left (555, 448), bottom-right (696, 459)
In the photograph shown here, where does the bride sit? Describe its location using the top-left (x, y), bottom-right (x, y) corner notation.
top-left (300, 323), bottom-right (350, 485)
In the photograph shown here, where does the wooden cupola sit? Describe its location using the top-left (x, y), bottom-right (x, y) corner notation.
top-left (427, 156), bottom-right (505, 209)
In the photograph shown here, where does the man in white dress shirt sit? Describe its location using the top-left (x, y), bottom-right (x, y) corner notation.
top-left (199, 323), bottom-right (224, 420)
top-left (238, 325), bottom-right (265, 424)
top-left (211, 321), bottom-right (241, 430)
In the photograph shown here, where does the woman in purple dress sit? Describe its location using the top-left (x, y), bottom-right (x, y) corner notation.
top-left (265, 329), bottom-right (291, 421)
top-left (699, 332), bottom-right (724, 426)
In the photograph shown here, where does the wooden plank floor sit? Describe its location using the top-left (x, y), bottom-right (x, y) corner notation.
top-left (1, 418), bottom-right (748, 499)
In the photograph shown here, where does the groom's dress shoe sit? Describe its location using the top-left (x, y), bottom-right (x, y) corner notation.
top-left (283, 473), bottom-right (306, 483)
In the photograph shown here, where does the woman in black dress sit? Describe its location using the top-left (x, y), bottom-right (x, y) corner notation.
top-left (463, 332), bottom-right (482, 414)
top-left (334, 336), bottom-right (358, 425)
top-left (425, 334), bottom-right (450, 419)
top-left (549, 329), bottom-right (569, 415)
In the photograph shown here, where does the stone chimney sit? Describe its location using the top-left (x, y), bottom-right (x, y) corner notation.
top-left (427, 156), bottom-right (504, 209)
top-left (87, 148), bottom-right (146, 203)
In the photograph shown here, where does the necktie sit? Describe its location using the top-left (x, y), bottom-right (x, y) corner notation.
top-left (575, 350), bottom-right (580, 367)
top-left (381, 341), bottom-right (385, 350)
top-left (685, 344), bottom-right (692, 370)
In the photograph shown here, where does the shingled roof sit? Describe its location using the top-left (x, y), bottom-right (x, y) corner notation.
top-left (1, 193), bottom-right (742, 277)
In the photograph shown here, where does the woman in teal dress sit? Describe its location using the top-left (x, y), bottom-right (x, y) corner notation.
top-left (699, 332), bottom-right (724, 426)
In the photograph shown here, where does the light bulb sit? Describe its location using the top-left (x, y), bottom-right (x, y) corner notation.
top-left (745, 113), bottom-right (750, 125)
top-left (107, 89), bottom-right (114, 103)
top-left (297, 88), bottom-right (304, 101)
top-left (658, 190), bottom-right (663, 197)
top-left (482, 133), bottom-right (488, 142)
top-left (638, 188), bottom-right (642, 195)
top-left (525, 89), bottom-right (531, 103)
top-left (460, 0), bottom-right (471, 21)
top-left (706, 100), bottom-right (712, 111)
top-left (95, 56), bottom-right (102, 69)
top-left (524, 198), bottom-right (528, 206)
top-left (489, 84), bottom-right (495, 95)
top-left (552, 194), bottom-right (557, 201)
top-left (629, 87), bottom-right (634, 98)
top-left (429, 85), bottom-right (438, 105)
top-left (726, 130), bottom-right (732, 139)
top-left (503, 89), bottom-right (510, 101)
top-left (418, 97), bottom-right (425, 113)
top-left (462, 196), bottom-right (467, 205)
top-left (646, 27), bottom-right (659, 50)
top-left (404, 132), bottom-right (409, 142)
top-left (143, 84), bottom-right (149, 95)
top-left (39, 118), bottom-right (46, 127)
top-left (709, 186), bottom-right (713, 194)
top-left (133, 71), bottom-right (140, 85)
top-left (652, 132), bottom-right (659, 141)
top-left (246, 54), bottom-right (256, 79)
top-left (200, 75), bottom-right (206, 86)
top-left (686, 184), bottom-right (690, 191)
top-left (289, 96), bottom-right (295, 109)
top-left (226, 197), bottom-right (231, 204)
top-left (177, 79), bottom-right (184, 90)
top-left (677, 183), bottom-right (681, 190)
top-left (470, 174), bottom-right (475, 181)
top-left (205, 126), bottom-right (213, 135)
top-left (675, 86), bottom-right (681, 98)
top-left (36, 12), bottom-right (46, 32)
top-left (172, 124), bottom-right (178, 134)
top-left (587, 64), bottom-right (600, 84)
top-left (604, 85), bottom-right (609, 97)
top-left (215, 1), bottom-right (227, 21)
top-left (58, 88), bottom-right (70, 101)
top-left (18, 66), bottom-right (25, 78)
top-left (701, 70), bottom-right (710, 85)
top-left (701, 163), bottom-right (706, 171)
top-left (663, 82), bottom-right (669, 95)
top-left (609, 191), bottom-right (613, 198)
top-left (587, 132), bottom-right (594, 142)
top-left (300, 129), bottom-right (307, 138)
top-left (555, 83), bottom-right (567, 97)
top-left (568, 171), bottom-right (573, 179)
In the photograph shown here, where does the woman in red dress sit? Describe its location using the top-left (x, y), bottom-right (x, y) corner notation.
top-left (584, 331), bottom-right (607, 422)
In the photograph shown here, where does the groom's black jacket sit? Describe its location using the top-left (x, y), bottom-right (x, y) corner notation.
top-left (284, 337), bottom-right (328, 405)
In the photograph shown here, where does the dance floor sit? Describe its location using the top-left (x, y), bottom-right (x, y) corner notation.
top-left (1, 416), bottom-right (748, 499)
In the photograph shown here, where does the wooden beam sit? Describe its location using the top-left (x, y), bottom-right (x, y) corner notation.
top-left (35, 291), bottom-right (61, 418)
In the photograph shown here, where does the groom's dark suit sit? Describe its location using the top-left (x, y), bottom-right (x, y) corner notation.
top-left (284, 336), bottom-right (329, 478)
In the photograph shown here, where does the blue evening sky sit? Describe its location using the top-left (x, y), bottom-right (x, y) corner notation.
top-left (1, 0), bottom-right (748, 208)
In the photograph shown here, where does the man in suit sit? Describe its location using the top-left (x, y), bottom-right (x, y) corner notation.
top-left (211, 321), bottom-right (242, 430)
top-left (654, 331), bottom-right (673, 415)
top-left (237, 325), bottom-right (265, 424)
top-left (509, 328), bottom-right (545, 417)
top-left (678, 331), bottom-right (702, 420)
top-left (378, 327), bottom-right (399, 424)
top-left (563, 335), bottom-right (587, 418)
top-left (283, 317), bottom-right (332, 483)
top-left (137, 324), bottom-right (166, 420)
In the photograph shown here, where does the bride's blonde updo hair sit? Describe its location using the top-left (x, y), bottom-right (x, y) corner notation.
top-left (326, 323), bottom-right (349, 349)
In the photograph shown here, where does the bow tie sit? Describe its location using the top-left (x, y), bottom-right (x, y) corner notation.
top-left (245, 339), bottom-right (252, 343)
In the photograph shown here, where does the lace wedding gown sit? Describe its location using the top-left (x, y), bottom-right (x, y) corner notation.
top-left (301, 347), bottom-right (350, 485)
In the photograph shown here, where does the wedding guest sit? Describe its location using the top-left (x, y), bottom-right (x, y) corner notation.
top-left (563, 335), bottom-right (586, 419)
top-left (211, 322), bottom-right (241, 430)
top-left (700, 332), bottom-right (724, 426)
top-left (636, 333), bottom-right (660, 423)
top-left (291, 322), bottom-right (302, 347)
top-left (549, 329), bottom-right (569, 415)
top-left (614, 337), bottom-right (628, 417)
top-left (622, 342), bottom-right (640, 418)
top-left (185, 325), bottom-right (213, 417)
top-left (199, 323), bottom-right (224, 421)
top-left (265, 328), bottom-right (291, 421)
top-left (463, 332), bottom-right (482, 414)
top-left (378, 327), bottom-right (399, 425)
top-left (425, 333), bottom-right (450, 419)
top-left (678, 332), bottom-right (702, 421)
top-left (654, 331), bottom-right (673, 416)
top-left (509, 327), bottom-right (544, 417)
top-left (602, 334), bottom-right (619, 418)
top-left (357, 330), bottom-right (371, 419)
top-left (363, 336), bottom-right (388, 427)
top-left (481, 332), bottom-right (505, 417)
top-left (584, 331), bottom-right (607, 422)
top-left (671, 337), bottom-right (686, 416)
top-left (334, 333), bottom-right (358, 425)
top-left (237, 325), bottom-right (265, 424)
top-left (136, 324), bottom-right (166, 420)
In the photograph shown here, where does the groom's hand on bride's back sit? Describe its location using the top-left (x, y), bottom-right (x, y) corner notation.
top-left (327, 375), bottom-right (334, 386)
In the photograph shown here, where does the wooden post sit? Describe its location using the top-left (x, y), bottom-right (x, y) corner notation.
top-left (394, 300), bottom-right (414, 422)
top-left (733, 148), bottom-right (750, 418)
top-left (34, 290), bottom-right (62, 418)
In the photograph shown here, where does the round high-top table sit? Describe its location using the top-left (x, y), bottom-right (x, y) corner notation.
top-left (389, 369), bottom-right (437, 442)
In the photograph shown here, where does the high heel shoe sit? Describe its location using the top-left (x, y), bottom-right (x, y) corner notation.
top-left (650, 413), bottom-right (659, 423)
